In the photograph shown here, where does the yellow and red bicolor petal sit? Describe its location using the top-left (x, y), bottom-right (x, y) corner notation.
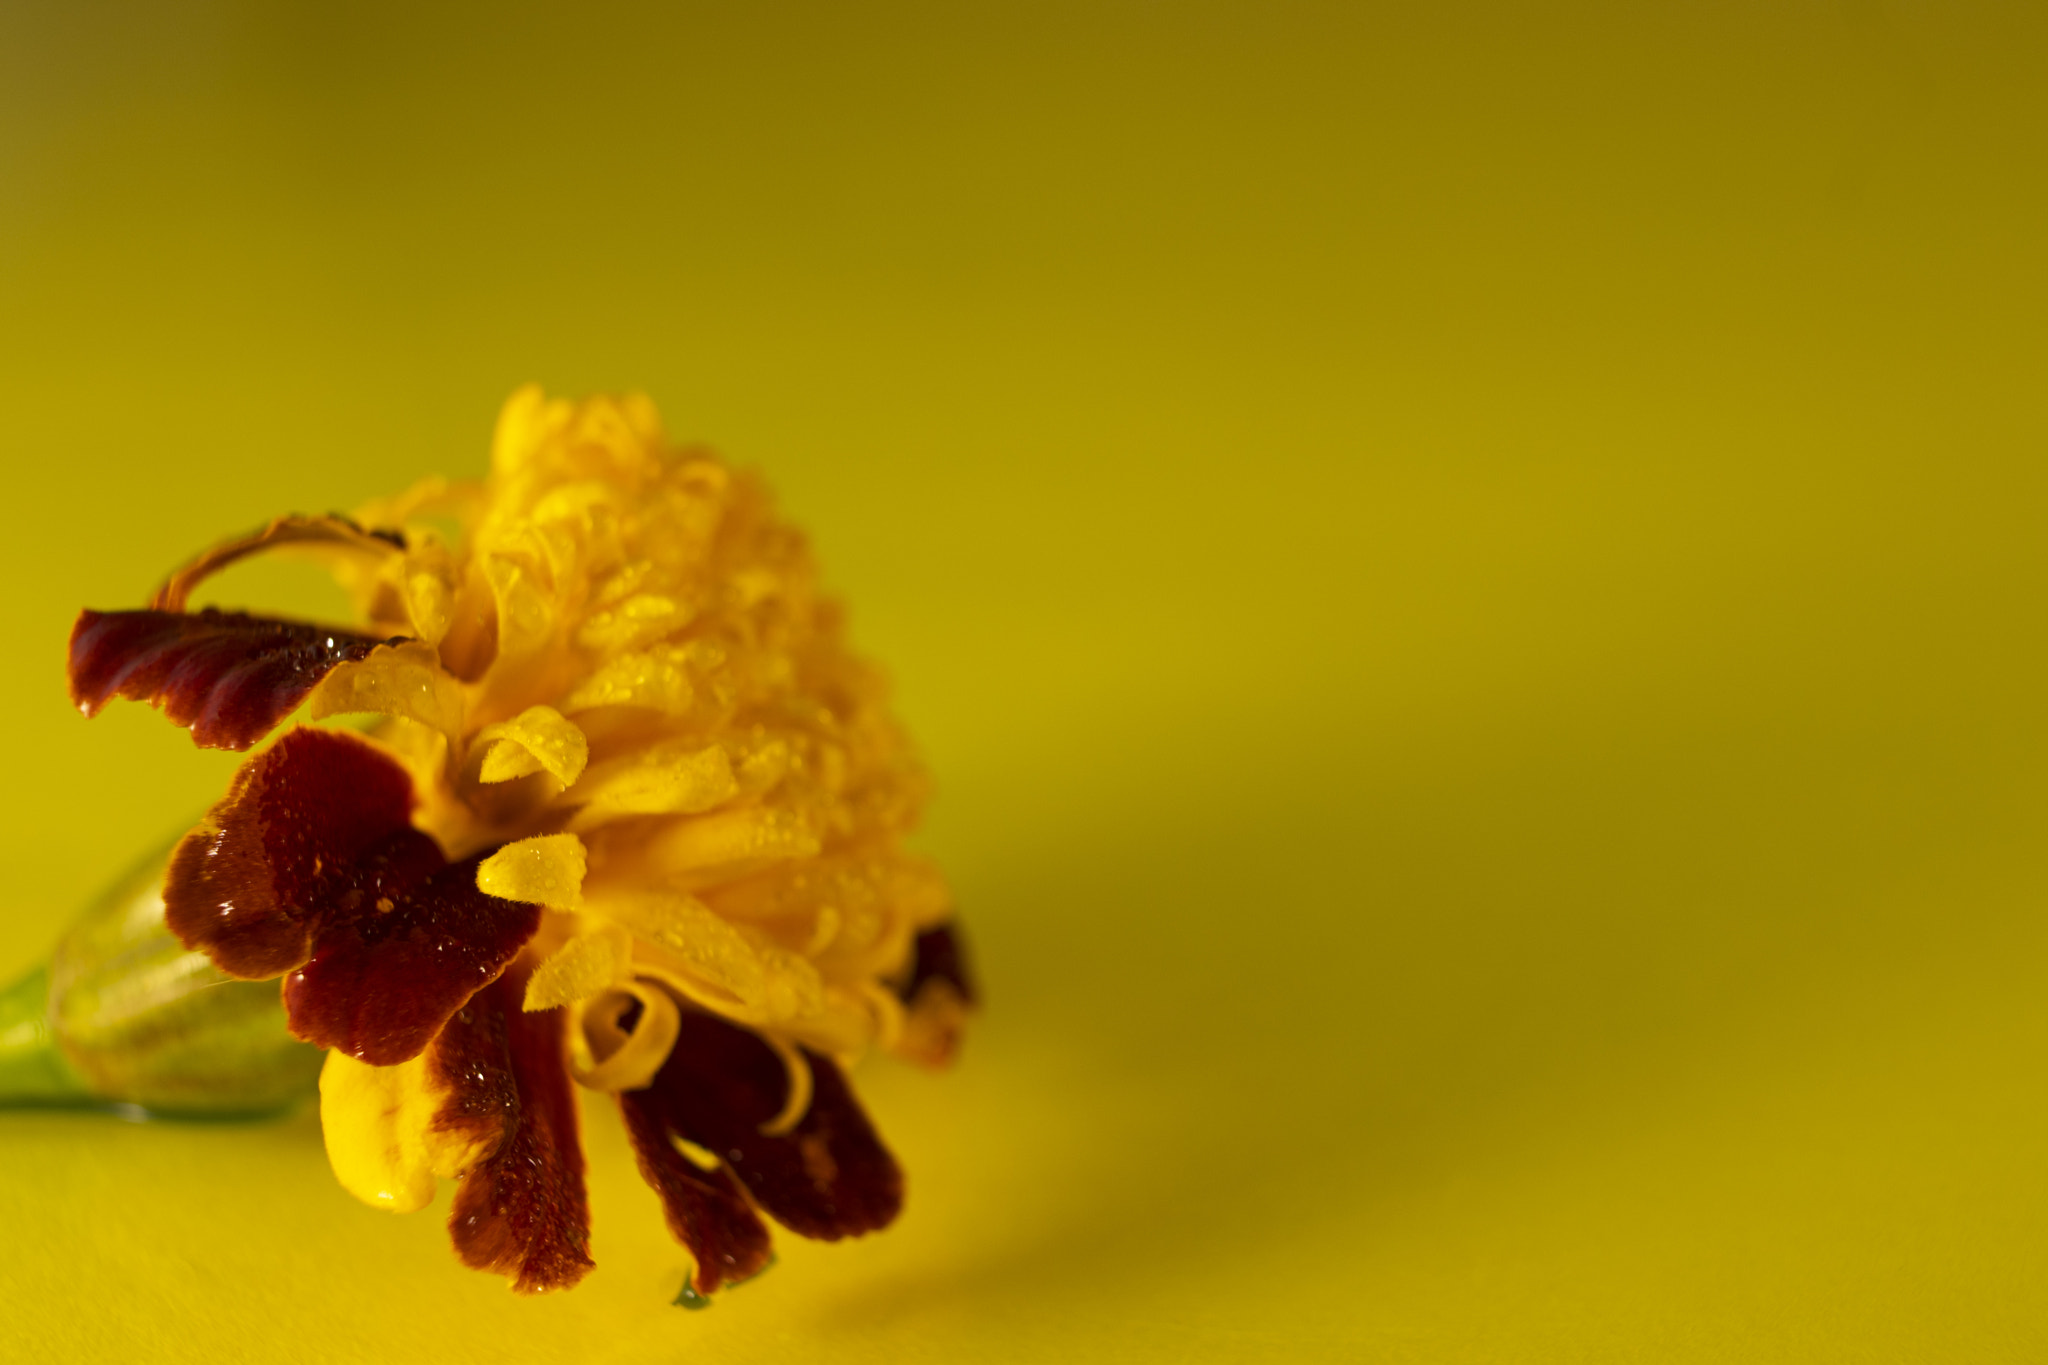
top-left (162, 727), bottom-right (542, 1064)
top-left (627, 1009), bottom-right (903, 1249)
top-left (69, 607), bottom-right (407, 751)
top-left (319, 1049), bottom-right (497, 1213)
top-left (437, 967), bottom-right (594, 1293)
top-left (316, 962), bottom-right (593, 1295)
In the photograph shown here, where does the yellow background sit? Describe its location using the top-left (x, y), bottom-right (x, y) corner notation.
top-left (3, 1), bottom-right (2046, 1359)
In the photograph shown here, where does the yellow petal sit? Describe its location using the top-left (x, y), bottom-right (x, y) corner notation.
top-left (573, 592), bottom-right (695, 654)
top-left (351, 473), bottom-right (483, 533)
top-left (569, 980), bottom-right (680, 1092)
top-left (319, 1051), bottom-right (438, 1212)
top-left (597, 889), bottom-right (760, 999)
top-left (564, 394), bottom-right (659, 481)
top-left (476, 834), bottom-right (587, 908)
top-left (619, 390), bottom-right (663, 443)
top-left (492, 383), bottom-right (567, 475)
top-left (600, 888), bottom-right (824, 1023)
top-left (731, 737), bottom-right (791, 800)
top-left (309, 640), bottom-right (465, 739)
top-left (482, 546), bottom-right (555, 661)
top-left (523, 922), bottom-right (631, 1011)
top-left (318, 1051), bottom-right (498, 1213)
top-left (567, 740), bottom-right (735, 826)
top-left (753, 1033), bottom-right (814, 1137)
top-left (474, 705), bottom-right (589, 787)
top-left (638, 806), bottom-right (819, 883)
top-left (559, 643), bottom-right (695, 714)
top-left (400, 541), bottom-right (458, 646)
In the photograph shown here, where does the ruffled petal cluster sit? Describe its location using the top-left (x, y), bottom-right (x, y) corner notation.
top-left (66, 388), bottom-right (974, 1297)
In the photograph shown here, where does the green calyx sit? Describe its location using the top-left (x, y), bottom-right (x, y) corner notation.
top-left (0, 965), bottom-right (91, 1102)
top-left (0, 841), bottom-right (321, 1118)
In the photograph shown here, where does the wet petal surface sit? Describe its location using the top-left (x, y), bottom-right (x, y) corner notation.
top-left (630, 1007), bottom-right (903, 1243)
top-left (618, 1090), bottom-right (774, 1295)
top-left (164, 727), bottom-right (540, 1063)
top-left (434, 968), bottom-right (595, 1294)
top-left (70, 608), bottom-right (404, 751)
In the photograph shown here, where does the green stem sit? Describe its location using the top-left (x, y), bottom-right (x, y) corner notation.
top-left (0, 964), bottom-right (92, 1104)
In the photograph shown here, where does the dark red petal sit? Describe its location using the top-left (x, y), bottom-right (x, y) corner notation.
top-left (637, 1010), bottom-right (903, 1241)
top-left (433, 968), bottom-right (594, 1294)
top-left (162, 727), bottom-right (541, 1064)
top-left (164, 726), bottom-right (423, 977)
top-left (619, 1089), bottom-right (775, 1294)
top-left (69, 607), bottom-right (405, 751)
top-left (900, 922), bottom-right (978, 1007)
top-left (283, 853), bottom-right (541, 1065)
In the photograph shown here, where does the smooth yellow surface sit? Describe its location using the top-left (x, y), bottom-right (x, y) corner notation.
top-left (3, 1), bottom-right (2046, 1359)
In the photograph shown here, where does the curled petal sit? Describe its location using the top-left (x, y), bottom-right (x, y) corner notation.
top-left (756, 1033), bottom-right (814, 1138)
top-left (437, 968), bottom-right (595, 1294)
top-left (631, 1008), bottom-right (903, 1242)
top-left (572, 982), bottom-right (681, 1092)
top-left (164, 727), bottom-right (542, 1063)
top-left (147, 513), bottom-right (406, 614)
top-left (473, 705), bottom-right (589, 787)
top-left (70, 608), bottom-right (403, 751)
top-left (858, 980), bottom-right (907, 1053)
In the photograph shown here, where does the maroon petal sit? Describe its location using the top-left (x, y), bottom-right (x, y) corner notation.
top-left (434, 968), bottom-right (594, 1294)
top-left (164, 724), bottom-right (422, 977)
top-left (163, 727), bottom-right (540, 1064)
top-left (284, 851), bottom-right (541, 1065)
top-left (892, 921), bottom-right (977, 1068)
top-left (634, 1010), bottom-right (903, 1242)
top-left (619, 1089), bottom-right (775, 1295)
top-left (70, 607), bottom-right (406, 751)
top-left (900, 922), bottom-right (978, 1007)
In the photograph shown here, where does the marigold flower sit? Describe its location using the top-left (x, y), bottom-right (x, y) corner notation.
top-left (61, 387), bottom-right (975, 1298)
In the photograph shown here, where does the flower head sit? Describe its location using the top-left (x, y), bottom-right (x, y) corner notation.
top-left (66, 388), bottom-right (974, 1296)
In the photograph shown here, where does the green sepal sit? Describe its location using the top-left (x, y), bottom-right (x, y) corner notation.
top-left (671, 1251), bottom-right (775, 1307)
top-left (0, 965), bottom-right (92, 1103)
top-left (0, 839), bottom-right (322, 1118)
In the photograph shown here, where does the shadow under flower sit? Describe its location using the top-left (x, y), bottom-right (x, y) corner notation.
top-left (805, 687), bottom-right (2048, 1348)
